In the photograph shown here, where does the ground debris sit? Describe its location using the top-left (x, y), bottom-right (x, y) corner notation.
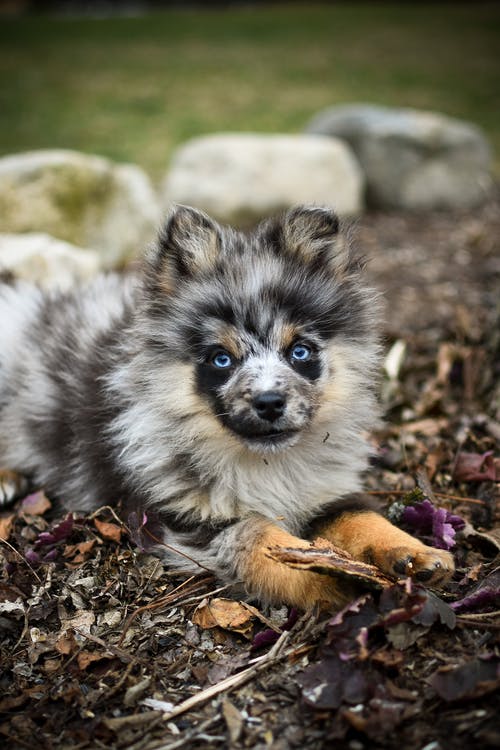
top-left (1, 199), bottom-right (499, 749)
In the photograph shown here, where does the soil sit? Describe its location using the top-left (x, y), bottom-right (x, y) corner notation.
top-left (1, 192), bottom-right (499, 750)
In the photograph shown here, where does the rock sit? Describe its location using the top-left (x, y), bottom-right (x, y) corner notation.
top-left (162, 133), bottom-right (364, 225)
top-left (305, 104), bottom-right (493, 210)
top-left (0, 233), bottom-right (100, 290)
top-left (0, 150), bottom-right (160, 267)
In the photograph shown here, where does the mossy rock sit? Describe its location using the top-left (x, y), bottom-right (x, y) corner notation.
top-left (0, 150), bottom-right (160, 268)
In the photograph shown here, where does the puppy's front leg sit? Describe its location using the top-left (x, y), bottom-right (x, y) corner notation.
top-left (227, 518), bottom-right (345, 608)
top-left (168, 515), bottom-right (343, 609)
top-left (314, 502), bottom-right (454, 586)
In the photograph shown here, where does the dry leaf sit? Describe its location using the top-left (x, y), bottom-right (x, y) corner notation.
top-left (0, 513), bottom-right (15, 541)
top-left (222, 697), bottom-right (243, 743)
top-left (43, 658), bottom-right (62, 674)
top-left (453, 450), bottom-right (499, 482)
top-left (192, 598), bottom-right (254, 638)
top-left (77, 650), bottom-right (112, 671)
top-left (63, 539), bottom-right (96, 565)
top-left (55, 630), bottom-right (79, 656)
top-left (21, 491), bottom-right (52, 516)
top-left (60, 610), bottom-right (95, 634)
top-left (94, 517), bottom-right (122, 542)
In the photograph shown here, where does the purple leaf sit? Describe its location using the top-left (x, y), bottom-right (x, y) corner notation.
top-left (380, 581), bottom-right (455, 629)
top-left (299, 655), bottom-right (370, 709)
top-left (34, 514), bottom-right (74, 548)
top-left (325, 595), bottom-right (378, 660)
top-left (401, 499), bottom-right (464, 550)
top-left (412, 589), bottom-right (456, 629)
top-left (251, 628), bottom-right (281, 651)
top-left (454, 450), bottom-right (498, 482)
top-left (251, 607), bottom-right (299, 651)
top-left (430, 656), bottom-right (500, 701)
top-left (451, 567), bottom-right (500, 613)
top-left (25, 549), bottom-right (41, 564)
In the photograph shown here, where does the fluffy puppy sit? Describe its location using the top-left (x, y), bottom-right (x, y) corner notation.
top-left (0, 205), bottom-right (454, 607)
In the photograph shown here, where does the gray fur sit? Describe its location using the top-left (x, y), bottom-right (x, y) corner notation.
top-left (0, 205), bottom-right (382, 592)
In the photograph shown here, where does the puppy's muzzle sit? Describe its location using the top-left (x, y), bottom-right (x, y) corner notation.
top-left (252, 391), bottom-right (286, 423)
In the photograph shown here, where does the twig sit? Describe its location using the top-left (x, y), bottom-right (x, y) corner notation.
top-left (102, 661), bottom-right (136, 701)
top-left (144, 527), bottom-right (213, 573)
top-left (175, 582), bottom-right (233, 608)
top-left (88, 504), bottom-right (128, 527)
top-left (456, 610), bottom-right (500, 620)
top-left (158, 630), bottom-right (296, 723)
top-left (456, 617), bottom-right (500, 630)
top-left (104, 622), bottom-right (321, 743)
top-left (142, 717), bottom-right (220, 750)
top-left (240, 601), bottom-right (283, 633)
top-left (103, 711), bottom-right (164, 732)
top-left (365, 490), bottom-right (486, 505)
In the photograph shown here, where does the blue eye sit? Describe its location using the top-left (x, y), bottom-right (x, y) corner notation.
top-left (211, 351), bottom-right (233, 369)
top-left (290, 343), bottom-right (312, 362)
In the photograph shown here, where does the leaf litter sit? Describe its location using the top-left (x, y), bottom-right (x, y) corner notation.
top-left (1, 197), bottom-right (499, 749)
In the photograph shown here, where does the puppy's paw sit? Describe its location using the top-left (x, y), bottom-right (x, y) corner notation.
top-left (0, 469), bottom-right (28, 508)
top-left (380, 545), bottom-right (455, 586)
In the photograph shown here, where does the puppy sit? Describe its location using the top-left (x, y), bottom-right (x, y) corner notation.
top-left (0, 205), bottom-right (453, 607)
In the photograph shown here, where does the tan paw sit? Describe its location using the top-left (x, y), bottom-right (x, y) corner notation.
top-left (376, 545), bottom-right (455, 586)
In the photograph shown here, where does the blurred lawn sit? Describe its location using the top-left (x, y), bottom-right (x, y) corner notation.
top-left (0, 3), bottom-right (498, 181)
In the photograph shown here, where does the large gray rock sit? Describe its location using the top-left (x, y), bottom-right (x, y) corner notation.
top-left (306, 105), bottom-right (493, 210)
top-left (162, 133), bottom-right (364, 225)
top-left (0, 150), bottom-right (160, 267)
top-left (0, 233), bottom-right (100, 290)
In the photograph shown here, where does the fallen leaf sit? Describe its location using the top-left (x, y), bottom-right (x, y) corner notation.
top-left (454, 450), bottom-right (499, 482)
top-left (60, 610), bottom-right (95, 634)
top-left (429, 657), bottom-right (500, 701)
top-left (55, 630), bottom-right (79, 656)
top-left (461, 521), bottom-right (500, 557)
top-left (0, 599), bottom-right (25, 617)
top-left (43, 658), bottom-right (62, 674)
top-left (371, 648), bottom-right (405, 669)
top-left (63, 539), bottom-right (96, 562)
top-left (222, 697), bottom-right (243, 744)
top-left (35, 514), bottom-right (74, 547)
top-left (94, 517), bottom-right (122, 543)
top-left (251, 608), bottom-right (297, 652)
top-left (0, 514), bottom-right (15, 541)
top-left (451, 567), bottom-right (500, 613)
top-left (77, 650), bottom-right (113, 671)
top-left (20, 491), bottom-right (52, 516)
top-left (299, 654), bottom-right (370, 710)
top-left (342, 685), bottom-right (416, 738)
top-left (192, 598), bottom-right (254, 638)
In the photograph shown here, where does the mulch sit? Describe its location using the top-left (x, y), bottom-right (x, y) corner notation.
top-left (1, 192), bottom-right (499, 750)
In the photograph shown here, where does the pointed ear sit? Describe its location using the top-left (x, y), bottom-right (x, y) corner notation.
top-left (275, 205), bottom-right (350, 274)
top-left (152, 205), bottom-right (222, 288)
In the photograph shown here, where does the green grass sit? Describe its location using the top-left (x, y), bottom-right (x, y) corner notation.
top-left (0, 3), bottom-right (499, 182)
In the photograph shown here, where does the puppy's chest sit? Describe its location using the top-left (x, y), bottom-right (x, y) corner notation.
top-left (195, 451), bottom-right (336, 526)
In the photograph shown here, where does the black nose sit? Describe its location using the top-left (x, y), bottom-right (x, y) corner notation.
top-left (253, 391), bottom-right (286, 422)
